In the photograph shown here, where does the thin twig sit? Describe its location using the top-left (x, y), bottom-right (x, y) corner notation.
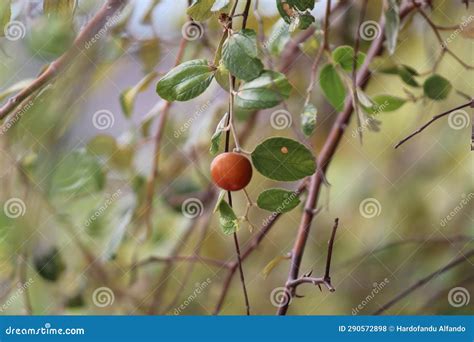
top-left (19, 252), bottom-right (33, 315)
top-left (324, 218), bottom-right (339, 280)
top-left (413, 2), bottom-right (474, 70)
top-left (223, 0), bottom-right (252, 316)
top-left (144, 37), bottom-right (188, 238)
top-left (339, 235), bottom-right (474, 269)
top-left (0, 0), bottom-right (127, 121)
top-left (134, 254), bottom-right (229, 269)
top-left (374, 249), bottom-right (474, 315)
top-left (351, 0), bottom-right (368, 144)
top-left (394, 99), bottom-right (473, 148)
top-left (303, 0), bottom-right (332, 106)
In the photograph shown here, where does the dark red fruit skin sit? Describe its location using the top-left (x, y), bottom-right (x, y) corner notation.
top-left (210, 152), bottom-right (253, 191)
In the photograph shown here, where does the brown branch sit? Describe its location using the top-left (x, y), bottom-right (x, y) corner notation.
top-left (324, 218), bottom-right (339, 280)
top-left (162, 211), bottom-right (213, 314)
top-left (134, 254), bottom-right (229, 269)
top-left (413, 2), bottom-right (474, 70)
top-left (277, 2), bottom-right (420, 315)
top-left (339, 234), bottom-right (474, 269)
top-left (279, 1), bottom-right (347, 74)
top-left (374, 249), bottom-right (474, 315)
top-left (394, 99), bottom-right (473, 148)
top-left (0, 0), bottom-right (128, 121)
top-left (143, 37), bottom-right (188, 238)
top-left (282, 218), bottom-right (339, 297)
top-left (303, 0), bottom-right (332, 106)
top-left (146, 211), bottom-right (199, 314)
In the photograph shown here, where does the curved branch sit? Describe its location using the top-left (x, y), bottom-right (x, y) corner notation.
top-left (394, 99), bottom-right (473, 148)
top-left (374, 249), bottom-right (474, 315)
top-left (0, 0), bottom-right (128, 121)
top-left (339, 235), bottom-right (474, 269)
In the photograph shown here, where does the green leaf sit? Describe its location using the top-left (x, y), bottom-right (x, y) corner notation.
top-left (34, 247), bottom-right (65, 282)
top-left (213, 190), bottom-right (226, 213)
top-left (385, 0), bottom-right (400, 55)
top-left (288, 0), bottom-right (315, 10)
top-left (423, 74), bottom-right (452, 100)
top-left (398, 65), bottom-right (419, 87)
top-left (187, 0), bottom-right (214, 21)
top-left (319, 64), bottom-right (346, 112)
top-left (301, 103), bottom-right (317, 137)
top-left (120, 72), bottom-right (157, 117)
top-left (0, 1), bottom-right (11, 38)
top-left (138, 39), bottom-right (160, 73)
top-left (211, 0), bottom-right (230, 11)
top-left (356, 88), bottom-right (374, 107)
top-left (156, 59), bottom-right (215, 101)
top-left (257, 188), bottom-right (301, 213)
top-left (102, 203), bottom-right (134, 261)
top-left (87, 134), bottom-right (118, 157)
top-left (235, 70), bottom-right (292, 109)
top-left (381, 64), bottom-right (419, 87)
top-left (251, 137), bottom-right (316, 181)
top-left (262, 253), bottom-right (291, 278)
top-left (222, 29), bottom-right (264, 82)
top-left (266, 19), bottom-right (290, 56)
top-left (332, 45), bottom-right (366, 71)
top-left (217, 197), bottom-right (239, 235)
top-left (49, 150), bottom-right (105, 197)
top-left (43, 0), bottom-right (76, 17)
top-left (366, 95), bottom-right (406, 113)
top-left (214, 61), bottom-right (230, 92)
top-left (210, 112), bottom-right (228, 155)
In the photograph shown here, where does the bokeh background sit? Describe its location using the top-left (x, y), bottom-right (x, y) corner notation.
top-left (0, 0), bottom-right (472, 315)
